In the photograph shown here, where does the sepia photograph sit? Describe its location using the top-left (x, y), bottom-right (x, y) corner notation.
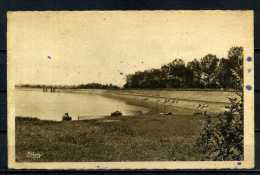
top-left (7, 11), bottom-right (254, 169)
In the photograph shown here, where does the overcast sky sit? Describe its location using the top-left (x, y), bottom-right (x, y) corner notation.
top-left (8, 11), bottom-right (253, 86)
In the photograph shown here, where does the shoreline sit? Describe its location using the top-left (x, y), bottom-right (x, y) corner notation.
top-left (15, 87), bottom-right (234, 121)
top-left (73, 89), bottom-right (231, 115)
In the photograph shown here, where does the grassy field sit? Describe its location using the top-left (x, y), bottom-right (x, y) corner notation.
top-left (15, 89), bottom-right (233, 162)
top-left (16, 113), bottom-right (211, 162)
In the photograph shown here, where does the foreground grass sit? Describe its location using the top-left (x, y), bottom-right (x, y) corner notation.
top-left (16, 113), bottom-right (208, 162)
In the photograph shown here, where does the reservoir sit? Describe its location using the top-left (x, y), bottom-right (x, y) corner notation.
top-left (15, 89), bottom-right (149, 121)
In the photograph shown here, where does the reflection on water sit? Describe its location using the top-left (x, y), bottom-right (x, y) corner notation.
top-left (15, 89), bottom-right (149, 121)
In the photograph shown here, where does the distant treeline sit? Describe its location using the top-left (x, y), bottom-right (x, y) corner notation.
top-left (16, 83), bottom-right (120, 89)
top-left (76, 83), bottom-right (119, 89)
top-left (124, 47), bottom-right (243, 89)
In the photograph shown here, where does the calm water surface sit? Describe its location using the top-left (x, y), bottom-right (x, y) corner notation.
top-left (15, 89), bottom-right (149, 121)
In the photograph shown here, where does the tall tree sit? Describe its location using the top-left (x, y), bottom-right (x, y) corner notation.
top-left (227, 47), bottom-right (243, 89)
top-left (162, 59), bottom-right (187, 88)
top-left (200, 54), bottom-right (219, 88)
top-left (186, 59), bottom-right (202, 88)
top-left (217, 58), bottom-right (232, 88)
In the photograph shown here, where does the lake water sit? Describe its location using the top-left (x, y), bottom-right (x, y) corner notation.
top-left (15, 89), bottom-right (149, 121)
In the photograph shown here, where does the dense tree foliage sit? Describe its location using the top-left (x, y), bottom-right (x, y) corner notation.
top-left (124, 47), bottom-right (244, 89)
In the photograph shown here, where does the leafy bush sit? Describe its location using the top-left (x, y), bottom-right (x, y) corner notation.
top-left (196, 107), bottom-right (243, 160)
top-left (196, 48), bottom-right (243, 160)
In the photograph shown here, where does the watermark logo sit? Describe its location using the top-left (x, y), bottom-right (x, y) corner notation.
top-left (26, 151), bottom-right (42, 160)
